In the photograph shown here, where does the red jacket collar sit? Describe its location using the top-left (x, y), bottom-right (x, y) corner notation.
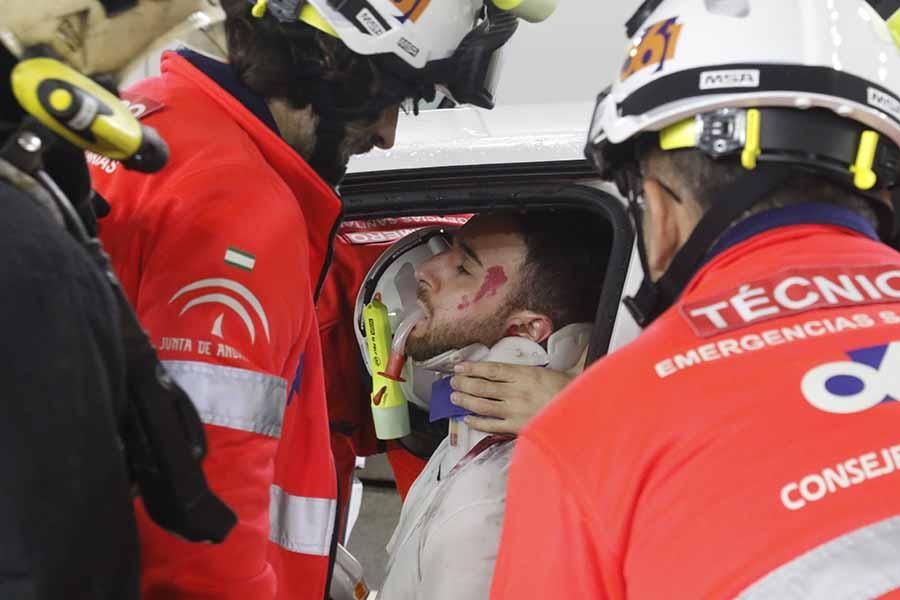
top-left (683, 223), bottom-right (890, 300)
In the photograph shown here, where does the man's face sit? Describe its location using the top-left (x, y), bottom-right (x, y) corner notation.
top-left (307, 104), bottom-right (400, 186)
top-left (340, 104), bottom-right (400, 166)
top-left (406, 215), bottom-right (528, 361)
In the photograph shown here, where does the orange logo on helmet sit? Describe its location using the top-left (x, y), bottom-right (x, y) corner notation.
top-left (392, 0), bottom-right (431, 23)
top-left (620, 17), bottom-right (683, 82)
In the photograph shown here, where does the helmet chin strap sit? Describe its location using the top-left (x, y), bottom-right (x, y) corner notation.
top-left (624, 164), bottom-right (794, 327)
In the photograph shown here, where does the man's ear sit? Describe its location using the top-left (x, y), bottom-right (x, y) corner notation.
top-left (503, 311), bottom-right (554, 344)
top-left (643, 177), bottom-right (705, 280)
top-left (642, 177), bottom-right (681, 281)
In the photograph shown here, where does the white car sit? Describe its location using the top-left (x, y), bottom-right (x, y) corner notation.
top-left (345, 101), bottom-right (643, 359)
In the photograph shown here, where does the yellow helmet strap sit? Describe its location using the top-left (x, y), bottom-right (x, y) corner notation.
top-left (249, 0), bottom-right (339, 37)
top-left (658, 108), bottom-right (899, 193)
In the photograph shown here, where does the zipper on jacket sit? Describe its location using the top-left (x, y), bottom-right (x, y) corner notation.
top-left (314, 208), bottom-right (343, 304)
top-left (317, 206), bottom-right (343, 597)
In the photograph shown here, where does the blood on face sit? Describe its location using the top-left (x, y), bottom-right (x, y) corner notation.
top-left (457, 266), bottom-right (509, 310)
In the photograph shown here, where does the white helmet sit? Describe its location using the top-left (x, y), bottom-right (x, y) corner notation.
top-left (246, 0), bottom-right (559, 107)
top-left (588, 0), bottom-right (900, 184)
top-left (353, 226), bottom-right (455, 412)
top-left (585, 0), bottom-right (900, 325)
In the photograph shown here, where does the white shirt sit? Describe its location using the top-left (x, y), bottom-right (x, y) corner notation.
top-left (380, 430), bottom-right (515, 600)
top-left (379, 326), bottom-right (593, 598)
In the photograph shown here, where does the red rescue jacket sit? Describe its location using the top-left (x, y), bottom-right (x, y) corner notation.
top-left (492, 221), bottom-right (900, 599)
top-left (90, 52), bottom-right (340, 599)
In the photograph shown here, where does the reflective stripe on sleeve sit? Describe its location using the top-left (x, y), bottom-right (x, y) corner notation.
top-left (162, 360), bottom-right (287, 438)
top-left (269, 484), bottom-right (337, 556)
top-left (737, 515), bottom-right (900, 599)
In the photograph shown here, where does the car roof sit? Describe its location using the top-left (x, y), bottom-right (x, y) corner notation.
top-left (347, 101), bottom-right (594, 174)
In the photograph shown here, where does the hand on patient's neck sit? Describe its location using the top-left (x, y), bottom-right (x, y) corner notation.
top-left (449, 361), bottom-right (575, 436)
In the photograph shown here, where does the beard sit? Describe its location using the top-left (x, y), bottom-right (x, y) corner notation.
top-left (304, 117), bottom-right (350, 187)
top-left (405, 292), bottom-right (513, 362)
top-left (304, 116), bottom-right (377, 187)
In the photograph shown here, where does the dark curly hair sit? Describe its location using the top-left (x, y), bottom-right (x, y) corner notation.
top-left (508, 211), bottom-right (612, 330)
top-left (221, 0), bottom-right (419, 120)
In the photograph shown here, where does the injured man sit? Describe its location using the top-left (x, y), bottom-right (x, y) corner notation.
top-left (355, 211), bottom-right (610, 598)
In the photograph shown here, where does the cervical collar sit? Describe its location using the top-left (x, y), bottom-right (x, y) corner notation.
top-left (421, 323), bottom-right (593, 463)
top-left (420, 321), bottom-right (592, 374)
top-left (408, 322), bottom-right (592, 403)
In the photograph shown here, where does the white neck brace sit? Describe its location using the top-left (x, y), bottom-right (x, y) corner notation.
top-left (415, 322), bottom-right (592, 375)
top-left (435, 323), bottom-right (593, 466)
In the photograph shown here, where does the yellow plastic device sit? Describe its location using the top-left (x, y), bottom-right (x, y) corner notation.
top-left (491, 0), bottom-right (558, 22)
top-left (889, 8), bottom-right (900, 48)
top-left (251, 0), bottom-right (338, 36)
top-left (10, 57), bottom-right (166, 171)
top-left (363, 296), bottom-right (411, 440)
top-left (740, 109), bottom-right (762, 170)
top-left (659, 116), bottom-right (697, 151)
top-left (850, 130), bottom-right (880, 190)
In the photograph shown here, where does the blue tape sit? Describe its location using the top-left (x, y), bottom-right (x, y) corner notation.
top-left (429, 376), bottom-right (472, 422)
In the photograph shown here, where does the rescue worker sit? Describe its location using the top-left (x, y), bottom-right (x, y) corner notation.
top-left (0, 44), bottom-right (140, 600)
top-left (87, 0), bottom-right (555, 597)
top-left (0, 2), bottom-right (236, 597)
top-left (491, 1), bottom-right (900, 598)
top-left (359, 212), bottom-right (608, 598)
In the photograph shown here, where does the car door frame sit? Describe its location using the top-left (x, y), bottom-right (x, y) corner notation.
top-left (339, 159), bottom-right (635, 363)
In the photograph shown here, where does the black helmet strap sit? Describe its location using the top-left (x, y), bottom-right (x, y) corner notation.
top-left (624, 164), bottom-right (793, 326)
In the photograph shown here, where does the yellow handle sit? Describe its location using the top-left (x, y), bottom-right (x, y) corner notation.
top-left (850, 130), bottom-right (880, 191)
top-left (10, 57), bottom-right (142, 160)
top-left (741, 109), bottom-right (762, 170)
top-left (251, 0), bottom-right (267, 18)
top-left (888, 9), bottom-right (900, 49)
top-left (660, 116), bottom-right (698, 151)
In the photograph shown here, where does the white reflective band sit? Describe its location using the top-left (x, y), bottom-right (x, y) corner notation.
top-left (162, 360), bottom-right (287, 438)
top-left (269, 484), bottom-right (336, 557)
top-left (738, 515), bottom-right (900, 599)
